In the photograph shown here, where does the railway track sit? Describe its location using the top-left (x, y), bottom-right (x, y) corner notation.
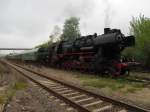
top-left (4, 61), bottom-right (149, 112)
top-left (126, 76), bottom-right (150, 85)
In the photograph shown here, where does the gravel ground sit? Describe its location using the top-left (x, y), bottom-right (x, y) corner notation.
top-left (0, 61), bottom-right (69, 112)
top-left (0, 61), bottom-right (17, 112)
top-left (5, 83), bottom-right (67, 112)
top-left (21, 63), bottom-right (150, 110)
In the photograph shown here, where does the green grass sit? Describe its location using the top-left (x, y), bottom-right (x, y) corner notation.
top-left (6, 81), bottom-right (27, 97)
top-left (13, 82), bottom-right (28, 90)
top-left (0, 64), bottom-right (6, 73)
top-left (0, 64), bottom-right (8, 79)
top-left (0, 63), bottom-right (28, 105)
top-left (125, 87), bottom-right (140, 93)
top-left (0, 65), bottom-right (3, 79)
top-left (1, 81), bottom-right (28, 104)
top-left (73, 72), bottom-right (145, 93)
top-left (0, 95), bottom-right (6, 104)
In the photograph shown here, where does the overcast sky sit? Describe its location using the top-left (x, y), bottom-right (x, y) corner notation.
top-left (0, 0), bottom-right (150, 54)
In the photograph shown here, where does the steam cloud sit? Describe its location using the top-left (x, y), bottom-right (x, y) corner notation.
top-left (63, 0), bottom-right (95, 19)
top-left (104, 0), bottom-right (111, 28)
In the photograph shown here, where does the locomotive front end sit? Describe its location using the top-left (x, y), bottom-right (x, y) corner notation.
top-left (93, 28), bottom-right (135, 76)
top-left (111, 30), bottom-right (135, 76)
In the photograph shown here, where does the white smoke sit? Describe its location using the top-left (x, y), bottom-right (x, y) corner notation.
top-left (103, 0), bottom-right (111, 28)
top-left (63, 0), bottom-right (95, 19)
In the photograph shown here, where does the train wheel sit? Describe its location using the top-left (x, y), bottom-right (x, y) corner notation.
top-left (106, 67), bottom-right (118, 78)
top-left (120, 67), bottom-right (130, 76)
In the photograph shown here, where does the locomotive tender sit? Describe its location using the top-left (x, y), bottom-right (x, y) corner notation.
top-left (7, 28), bottom-right (135, 76)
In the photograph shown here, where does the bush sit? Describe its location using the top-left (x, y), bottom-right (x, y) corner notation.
top-left (124, 14), bottom-right (150, 68)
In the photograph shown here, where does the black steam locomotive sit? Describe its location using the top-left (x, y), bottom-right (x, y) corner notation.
top-left (37, 28), bottom-right (135, 76)
top-left (7, 28), bottom-right (135, 76)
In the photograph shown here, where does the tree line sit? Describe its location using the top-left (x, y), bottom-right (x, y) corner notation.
top-left (123, 14), bottom-right (150, 68)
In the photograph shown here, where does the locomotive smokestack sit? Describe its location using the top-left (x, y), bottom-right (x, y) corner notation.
top-left (104, 28), bottom-right (110, 34)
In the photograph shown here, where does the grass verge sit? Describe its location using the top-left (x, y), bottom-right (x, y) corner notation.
top-left (72, 72), bottom-right (145, 93)
top-left (0, 81), bottom-right (27, 105)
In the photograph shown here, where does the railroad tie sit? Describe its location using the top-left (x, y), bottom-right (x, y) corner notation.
top-left (83, 100), bottom-right (103, 107)
top-left (70, 94), bottom-right (86, 99)
top-left (54, 88), bottom-right (69, 91)
top-left (93, 105), bottom-right (113, 112)
top-left (75, 97), bottom-right (93, 103)
top-left (63, 92), bottom-right (79, 96)
top-left (59, 90), bottom-right (73, 94)
top-left (118, 109), bottom-right (127, 112)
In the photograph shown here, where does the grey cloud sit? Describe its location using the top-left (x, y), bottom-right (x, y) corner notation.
top-left (0, 0), bottom-right (150, 54)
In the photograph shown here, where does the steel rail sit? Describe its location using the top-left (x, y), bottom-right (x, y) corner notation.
top-left (5, 61), bottom-right (150, 112)
top-left (6, 62), bottom-right (90, 112)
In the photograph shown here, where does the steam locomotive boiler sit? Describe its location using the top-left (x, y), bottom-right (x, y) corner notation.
top-left (50, 28), bottom-right (135, 76)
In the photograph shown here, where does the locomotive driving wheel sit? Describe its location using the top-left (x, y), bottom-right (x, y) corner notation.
top-left (103, 67), bottom-right (117, 78)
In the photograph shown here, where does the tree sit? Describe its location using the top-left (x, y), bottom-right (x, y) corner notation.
top-left (124, 14), bottom-right (150, 67)
top-left (36, 25), bottom-right (61, 48)
top-left (49, 25), bottom-right (61, 43)
top-left (61, 17), bottom-right (81, 41)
